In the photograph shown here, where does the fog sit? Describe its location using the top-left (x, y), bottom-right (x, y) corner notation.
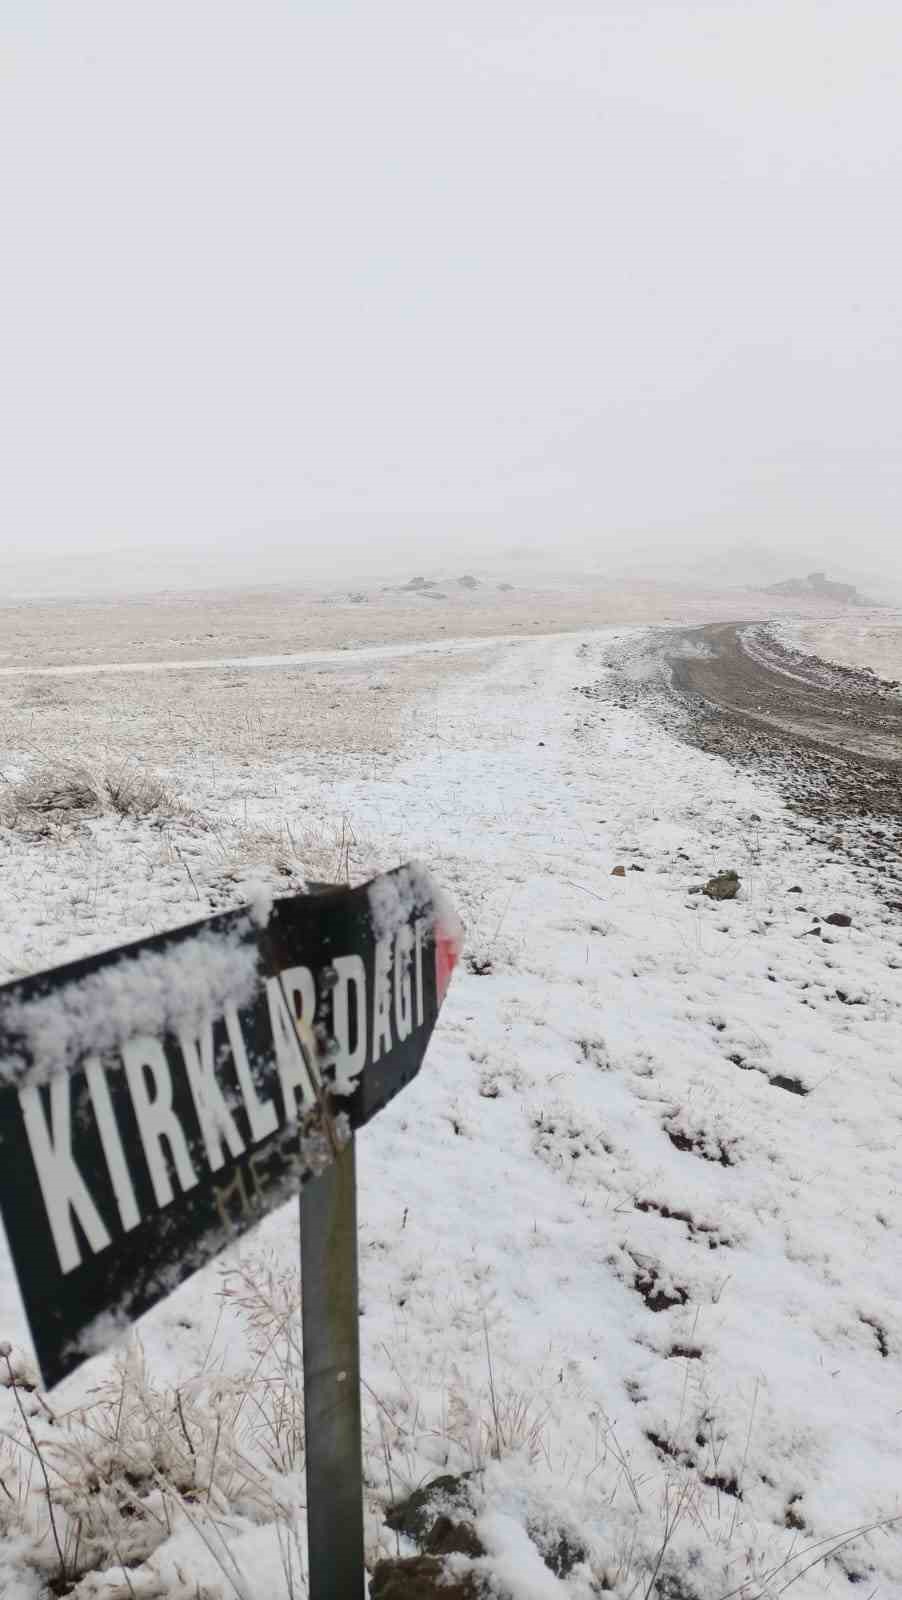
top-left (2, 3), bottom-right (901, 596)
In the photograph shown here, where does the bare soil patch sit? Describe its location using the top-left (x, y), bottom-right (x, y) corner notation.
top-left (656, 625), bottom-right (902, 892)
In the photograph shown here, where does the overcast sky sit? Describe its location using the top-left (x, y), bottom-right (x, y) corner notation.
top-left (2, 1), bottom-right (900, 581)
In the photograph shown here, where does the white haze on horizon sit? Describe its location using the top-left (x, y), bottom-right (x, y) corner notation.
top-left (2, 2), bottom-right (900, 597)
top-left (4, 535), bottom-right (899, 610)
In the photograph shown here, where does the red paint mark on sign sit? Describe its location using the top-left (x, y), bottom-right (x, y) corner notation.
top-left (435, 923), bottom-right (461, 1003)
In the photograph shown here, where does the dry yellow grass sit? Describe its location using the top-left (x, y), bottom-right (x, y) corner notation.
top-left (0, 577), bottom-right (816, 673)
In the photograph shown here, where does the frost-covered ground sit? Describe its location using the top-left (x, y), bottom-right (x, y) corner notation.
top-left (770, 611), bottom-right (902, 685)
top-left (1, 624), bottom-right (900, 1598)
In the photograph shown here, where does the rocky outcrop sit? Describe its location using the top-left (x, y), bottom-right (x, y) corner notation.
top-left (763, 572), bottom-right (867, 605)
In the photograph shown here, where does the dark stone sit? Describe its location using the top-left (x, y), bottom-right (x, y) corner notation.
top-left (769, 1075), bottom-right (809, 1096)
top-left (824, 912), bottom-right (852, 927)
top-left (785, 1496), bottom-right (806, 1530)
top-left (386, 1475), bottom-right (475, 1544)
top-left (425, 1516), bottom-right (484, 1559)
top-left (702, 870), bottom-right (740, 901)
top-left (370, 1555), bottom-right (484, 1599)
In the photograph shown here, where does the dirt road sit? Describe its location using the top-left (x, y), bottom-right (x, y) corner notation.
top-left (664, 620), bottom-right (902, 837)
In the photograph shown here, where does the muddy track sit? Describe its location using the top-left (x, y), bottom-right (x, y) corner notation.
top-left (664, 622), bottom-right (902, 834)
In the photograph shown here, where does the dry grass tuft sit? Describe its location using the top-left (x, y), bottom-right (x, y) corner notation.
top-left (101, 764), bottom-right (182, 819)
top-left (0, 1277), bottom-right (309, 1599)
top-left (2, 759), bottom-right (185, 828)
top-left (206, 811), bottom-right (378, 890)
top-left (10, 764), bottom-right (99, 815)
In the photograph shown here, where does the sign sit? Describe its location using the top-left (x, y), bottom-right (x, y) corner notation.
top-left (0, 865), bottom-right (460, 1388)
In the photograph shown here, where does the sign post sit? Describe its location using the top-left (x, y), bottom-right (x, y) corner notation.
top-left (301, 1137), bottom-right (365, 1600)
top-left (0, 864), bottom-right (461, 1600)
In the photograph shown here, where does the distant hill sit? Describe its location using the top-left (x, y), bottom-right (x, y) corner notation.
top-left (762, 571), bottom-right (869, 605)
top-left (605, 541), bottom-right (900, 604)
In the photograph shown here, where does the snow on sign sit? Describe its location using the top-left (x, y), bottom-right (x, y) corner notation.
top-left (0, 865), bottom-right (461, 1388)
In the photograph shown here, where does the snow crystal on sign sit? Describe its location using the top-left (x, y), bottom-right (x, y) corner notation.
top-left (368, 861), bottom-right (436, 939)
top-left (244, 878), bottom-right (276, 928)
top-left (0, 922), bottom-right (260, 1086)
top-left (368, 861), bottom-right (462, 948)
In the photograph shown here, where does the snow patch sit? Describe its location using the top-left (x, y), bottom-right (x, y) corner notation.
top-left (368, 860), bottom-right (436, 940)
top-left (244, 878), bottom-right (276, 928)
top-left (0, 921), bottom-right (260, 1085)
top-left (475, 1510), bottom-right (571, 1598)
top-left (69, 1307), bottom-right (134, 1361)
top-left (367, 859), bottom-right (461, 949)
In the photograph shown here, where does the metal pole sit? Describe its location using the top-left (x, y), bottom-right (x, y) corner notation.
top-left (301, 1135), bottom-right (365, 1600)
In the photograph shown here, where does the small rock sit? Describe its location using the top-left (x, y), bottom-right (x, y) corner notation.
top-left (611, 865), bottom-right (627, 877)
top-left (787, 885), bottom-right (803, 894)
top-left (824, 912), bottom-right (852, 927)
top-left (702, 870), bottom-right (740, 901)
top-left (424, 1516), bottom-right (484, 1560)
top-left (386, 1476), bottom-right (475, 1545)
top-left (370, 1555), bottom-right (482, 1599)
top-left (629, 863), bottom-right (645, 873)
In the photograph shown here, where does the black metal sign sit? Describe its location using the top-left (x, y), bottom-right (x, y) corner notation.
top-left (0, 865), bottom-right (460, 1389)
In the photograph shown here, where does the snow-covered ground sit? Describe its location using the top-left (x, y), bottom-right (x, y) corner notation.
top-left (770, 611), bottom-right (902, 685)
top-left (1, 626), bottom-right (900, 1598)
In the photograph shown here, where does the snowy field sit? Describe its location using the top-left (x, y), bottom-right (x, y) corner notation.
top-left (0, 575), bottom-right (840, 674)
top-left (1, 616), bottom-right (900, 1598)
top-left (770, 611), bottom-right (902, 685)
